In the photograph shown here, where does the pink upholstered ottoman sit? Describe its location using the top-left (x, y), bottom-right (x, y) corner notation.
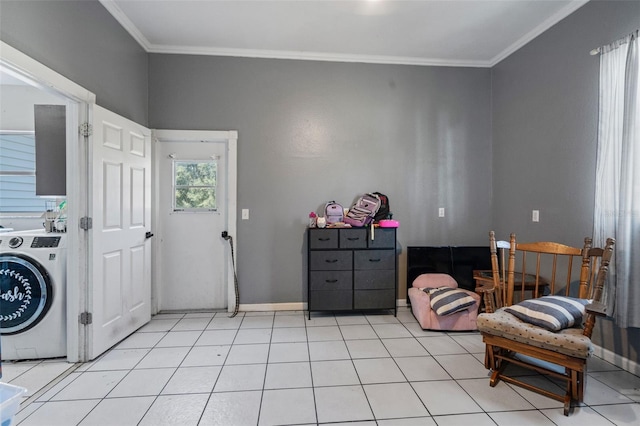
top-left (408, 273), bottom-right (480, 331)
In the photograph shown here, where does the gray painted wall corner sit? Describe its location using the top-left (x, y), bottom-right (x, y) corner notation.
top-left (491, 0), bottom-right (640, 364)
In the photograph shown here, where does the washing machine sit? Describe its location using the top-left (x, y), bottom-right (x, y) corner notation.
top-left (0, 230), bottom-right (67, 360)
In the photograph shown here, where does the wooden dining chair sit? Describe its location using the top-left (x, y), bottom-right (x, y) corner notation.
top-left (478, 232), bottom-right (615, 415)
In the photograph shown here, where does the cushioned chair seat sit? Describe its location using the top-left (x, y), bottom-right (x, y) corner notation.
top-left (477, 309), bottom-right (592, 359)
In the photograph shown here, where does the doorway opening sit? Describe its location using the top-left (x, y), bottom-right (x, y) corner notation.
top-left (153, 130), bottom-right (238, 313)
top-left (1, 41), bottom-right (95, 362)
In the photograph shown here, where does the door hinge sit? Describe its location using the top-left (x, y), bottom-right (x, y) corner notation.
top-left (80, 217), bottom-right (93, 230)
top-left (79, 312), bottom-right (93, 325)
top-left (79, 122), bottom-right (93, 137)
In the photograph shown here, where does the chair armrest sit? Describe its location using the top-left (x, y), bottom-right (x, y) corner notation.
top-left (586, 302), bottom-right (607, 317)
top-left (481, 286), bottom-right (497, 313)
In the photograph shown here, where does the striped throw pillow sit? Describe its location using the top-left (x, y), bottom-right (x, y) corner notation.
top-left (505, 296), bottom-right (590, 331)
top-left (426, 287), bottom-right (476, 316)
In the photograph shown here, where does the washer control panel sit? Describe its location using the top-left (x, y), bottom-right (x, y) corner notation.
top-left (0, 233), bottom-right (66, 250)
top-left (31, 236), bottom-right (62, 248)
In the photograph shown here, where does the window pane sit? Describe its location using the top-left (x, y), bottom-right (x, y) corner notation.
top-left (172, 160), bottom-right (217, 211)
top-left (0, 133), bottom-right (35, 173)
top-left (0, 133), bottom-right (44, 213)
top-left (175, 187), bottom-right (216, 210)
top-left (175, 162), bottom-right (216, 187)
top-left (0, 176), bottom-right (45, 212)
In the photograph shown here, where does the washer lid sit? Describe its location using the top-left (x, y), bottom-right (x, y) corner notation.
top-left (0, 254), bottom-right (53, 335)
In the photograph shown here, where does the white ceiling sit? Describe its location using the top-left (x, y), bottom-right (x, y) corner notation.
top-left (101, 0), bottom-right (589, 67)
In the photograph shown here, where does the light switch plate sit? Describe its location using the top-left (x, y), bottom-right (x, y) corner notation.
top-left (532, 210), bottom-right (539, 222)
top-left (242, 209), bottom-right (249, 220)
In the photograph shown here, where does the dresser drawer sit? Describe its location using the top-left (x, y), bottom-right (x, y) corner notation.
top-left (340, 228), bottom-right (367, 249)
top-left (354, 289), bottom-right (396, 310)
top-left (354, 250), bottom-right (395, 270)
top-left (310, 251), bottom-right (352, 271)
top-left (309, 229), bottom-right (339, 249)
top-left (310, 271), bottom-right (352, 290)
top-left (309, 290), bottom-right (352, 310)
top-left (354, 269), bottom-right (395, 290)
top-left (368, 228), bottom-right (396, 248)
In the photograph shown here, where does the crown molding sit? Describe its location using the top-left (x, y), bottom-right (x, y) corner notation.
top-left (489, 0), bottom-right (590, 66)
top-left (101, 0), bottom-right (589, 69)
top-left (99, 0), bottom-right (152, 51)
top-left (148, 44), bottom-right (492, 68)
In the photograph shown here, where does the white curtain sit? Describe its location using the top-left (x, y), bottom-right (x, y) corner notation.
top-left (594, 30), bottom-right (640, 328)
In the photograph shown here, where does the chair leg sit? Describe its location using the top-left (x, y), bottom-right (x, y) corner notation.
top-left (568, 368), bottom-right (588, 402)
top-left (489, 368), bottom-right (502, 387)
top-left (571, 369), bottom-right (579, 402)
top-left (563, 395), bottom-right (571, 416)
top-left (562, 368), bottom-right (583, 416)
top-left (484, 345), bottom-right (493, 369)
top-left (576, 370), bottom-right (586, 402)
top-left (489, 348), bottom-right (507, 387)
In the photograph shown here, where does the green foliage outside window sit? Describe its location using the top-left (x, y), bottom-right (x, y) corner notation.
top-left (174, 161), bottom-right (217, 210)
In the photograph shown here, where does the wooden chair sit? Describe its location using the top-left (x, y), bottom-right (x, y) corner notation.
top-left (483, 232), bottom-right (553, 313)
top-left (477, 232), bottom-right (615, 415)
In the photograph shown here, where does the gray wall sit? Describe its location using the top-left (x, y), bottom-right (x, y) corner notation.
top-left (491, 0), bottom-right (640, 362)
top-left (0, 0), bottom-right (148, 125)
top-left (149, 55), bottom-right (492, 304)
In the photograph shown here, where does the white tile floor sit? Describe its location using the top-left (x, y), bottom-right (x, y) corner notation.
top-left (2, 307), bottom-right (640, 425)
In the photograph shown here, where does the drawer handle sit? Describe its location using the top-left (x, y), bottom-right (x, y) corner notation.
top-left (325, 279), bottom-right (338, 283)
top-left (347, 237), bottom-right (360, 241)
top-left (318, 237), bottom-right (331, 241)
top-left (325, 259), bottom-right (338, 263)
top-left (369, 258), bottom-right (382, 262)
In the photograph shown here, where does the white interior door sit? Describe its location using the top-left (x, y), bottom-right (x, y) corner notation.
top-left (155, 136), bottom-right (229, 311)
top-left (88, 105), bottom-right (151, 359)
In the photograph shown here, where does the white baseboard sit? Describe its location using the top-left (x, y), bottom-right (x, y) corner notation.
top-left (592, 344), bottom-right (640, 376)
top-left (397, 299), bottom-right (409, 307)
top-left (237, 302), bottom-right (307, 312)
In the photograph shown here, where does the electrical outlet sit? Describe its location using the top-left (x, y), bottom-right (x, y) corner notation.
top-left (532, 210), bottom-right (539, 222)
top-left (438, 207), bottom-right (445, 218)
top-left (242, 209), bottom-right (249, 220)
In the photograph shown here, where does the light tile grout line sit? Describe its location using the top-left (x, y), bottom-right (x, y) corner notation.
top-left (76, 311), bottom-right (190, 425)
top-left (17, 361), bottom-right (83, 413)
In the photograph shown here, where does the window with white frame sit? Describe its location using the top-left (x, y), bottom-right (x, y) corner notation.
top-left (172, 160), bottom-right (217, 212)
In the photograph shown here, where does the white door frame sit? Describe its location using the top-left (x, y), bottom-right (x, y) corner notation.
top-left (1, 41), bottom-right (96, 362)
top-left (152, 130), bottom-right (238, 313)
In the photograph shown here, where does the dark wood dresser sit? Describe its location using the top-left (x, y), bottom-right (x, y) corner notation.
top-left (307, 227), bottom-right (397, 319)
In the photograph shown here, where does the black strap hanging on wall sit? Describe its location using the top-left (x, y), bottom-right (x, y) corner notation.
top-left (222, 231), bottom-right (240, 318)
